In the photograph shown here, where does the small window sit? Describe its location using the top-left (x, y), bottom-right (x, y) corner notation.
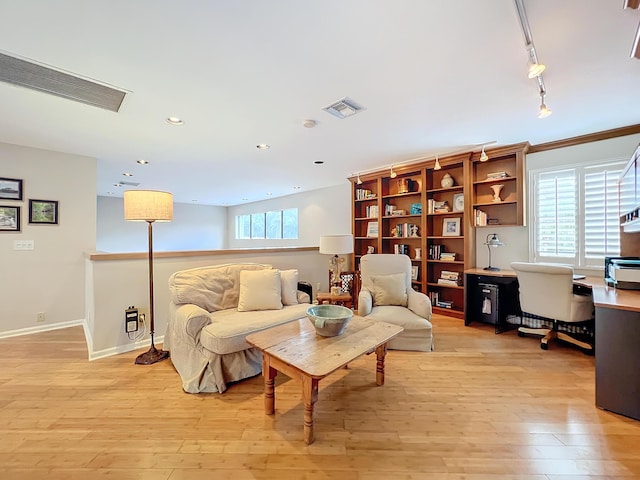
top-left (235, 208), bottom-right (298, 240)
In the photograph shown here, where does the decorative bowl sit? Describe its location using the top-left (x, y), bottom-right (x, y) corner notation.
top-left (306, 304), bottom-right (353, 337)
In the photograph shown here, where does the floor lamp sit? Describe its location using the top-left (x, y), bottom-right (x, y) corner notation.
top-left (319, 234), bottom-right (354, 295)
top-left (483, 233), bottom-right (505, 271)
top-left (124, 190), bottom-right (173, 365)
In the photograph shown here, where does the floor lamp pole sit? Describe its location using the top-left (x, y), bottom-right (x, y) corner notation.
top-left (135, 220), bottom-right (170, 365)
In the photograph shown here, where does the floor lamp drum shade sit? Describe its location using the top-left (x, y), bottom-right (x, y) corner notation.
top-left (124, 189), bottom-right (173, 365)
top-left (124, 190), bottom-right (173, 222)
top-left (319, 234), bottom-right (354, 255)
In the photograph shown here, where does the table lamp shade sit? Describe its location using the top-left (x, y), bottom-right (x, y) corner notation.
top-left (124, 190), bottom-right (173, 222)
top-left (319, 234), bottom-right (354, 255)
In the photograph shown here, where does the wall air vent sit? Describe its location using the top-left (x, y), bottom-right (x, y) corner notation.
top-left (323, 96), bottom-right (364, 119)
top-left (0, 51), bottom-right (127, 112)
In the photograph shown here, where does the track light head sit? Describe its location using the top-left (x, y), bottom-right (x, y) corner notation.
top-left (434, 157), bottom-right (441, 171)
top-left (538, 93), bottom-right (552, 119)
top-left (356, 173), bottom-right (363, 185)
top-left (528, 62), bottom-right (546, 78)
top-left (479, 146), bottom-right (489, 162)
top-left (389, 166), bottom-right (397, 178)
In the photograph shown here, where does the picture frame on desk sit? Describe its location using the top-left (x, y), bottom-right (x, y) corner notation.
top-left (442, 217), bottom-right (460, 236)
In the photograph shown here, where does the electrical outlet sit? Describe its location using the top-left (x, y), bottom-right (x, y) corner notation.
top-left (36, 312), bottom-right (46, 322)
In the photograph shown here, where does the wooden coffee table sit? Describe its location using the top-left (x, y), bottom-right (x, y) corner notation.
top-left (245, 316), bottom-right (403, 444)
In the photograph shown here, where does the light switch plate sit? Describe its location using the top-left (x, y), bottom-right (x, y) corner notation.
top-left (14, 240), bottom-right (34, 250)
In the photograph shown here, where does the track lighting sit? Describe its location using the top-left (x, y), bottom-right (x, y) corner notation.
top-left (479, 146), bottom-right (489, 162)
top-left (527, 62), bottom-right (546, 78)
top-left (356, 173), bottom-right (363, 185)
top-left (538, 92), bottom-right (552, 119)
top-left (434, 157), bottom-right (441, 171)
top-left (390, 166), bottom-right (397, 178)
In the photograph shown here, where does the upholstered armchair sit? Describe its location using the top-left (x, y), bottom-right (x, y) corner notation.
top-left (358, 254), bottom-right (433, 351)
top-left (511, 262), bottom-right (594, 353)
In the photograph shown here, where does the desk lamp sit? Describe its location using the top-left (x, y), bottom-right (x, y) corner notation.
top-left (124, 190), bottom-right (173, 365)
top-left (484, 233), bottom-right (505, 271)
top-left (319, 234), bottom-right (353, 295)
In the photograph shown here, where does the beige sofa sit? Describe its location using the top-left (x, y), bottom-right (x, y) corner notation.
top-left (164, 263), bottom-right (311, 393)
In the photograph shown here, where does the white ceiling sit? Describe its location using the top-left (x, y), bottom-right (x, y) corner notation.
top-left (1, 0), bottom-right (639, 206)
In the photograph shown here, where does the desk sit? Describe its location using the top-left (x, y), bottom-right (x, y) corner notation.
top-left (464, 268), bottom-right (602, 332)
top-left (592, 286), bottom-right (640, 421)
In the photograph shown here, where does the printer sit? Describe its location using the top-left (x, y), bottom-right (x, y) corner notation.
top-left (605, 256), bottom-right (640, 289)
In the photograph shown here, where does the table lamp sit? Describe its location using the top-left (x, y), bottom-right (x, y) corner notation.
top-left (319, 234), bottom-right (353, 295)
top-left (124, 190), bottom-right (173, 365)
top-left (483, 233), bottom-right (505, 271)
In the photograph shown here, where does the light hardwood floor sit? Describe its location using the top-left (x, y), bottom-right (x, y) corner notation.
top-left (1, 315), bottom-right (639, 479)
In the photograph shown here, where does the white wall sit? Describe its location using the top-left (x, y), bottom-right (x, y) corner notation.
top-left (0, 142), bottom-right (96, 334)
top-left (474, 134), bottom-right (640, 272)
top-left (97, 196), bottom-right (227, 252)
top-left (227, 183), bottom-right (352, 248)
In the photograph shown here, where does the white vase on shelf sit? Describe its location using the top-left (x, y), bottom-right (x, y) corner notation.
top-left (491, 184), bottom-right (504, 202)
top-left (441, 173), bottom-right (454, 188)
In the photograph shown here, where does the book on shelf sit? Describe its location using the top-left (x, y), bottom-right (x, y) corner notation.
top-left (410, 203), bottom-right (422, 215)
top-left (429, 244), bottom-right (444, 260)
top-left (436, 300), bottom-right (454, 309)
top-left (393, 223), bottom-right (419, 238)
top-left (439, 252), bottom-right (456, 261)
top-left (365, 204), bottom-right (379, 218)
top-left (394, 244), bottom-right (410, 255)
top-left (428, 291), bottom-right (439, 306)
top-left (486, 171), bottom-right (509, 180)
top-left (356, 188), bottom-right (376, 200)
top-left (440, 270), bottom-right (460, 280)
top-left (437, 278), bottom-right (462, 286)
top-left (474, 208), bottom-right (488, 226)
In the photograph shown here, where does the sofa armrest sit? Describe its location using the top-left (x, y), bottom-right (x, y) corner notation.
top-left (358, 288), bottom-right (373, 316)
top-left (297, 281), bottom-right (313, 301)
top-left (297, 290), bottom-right (311, 304)
top-left (407, 288), bottom-right (432, 319)
top-left (171, 303), bottom-right (212, 344)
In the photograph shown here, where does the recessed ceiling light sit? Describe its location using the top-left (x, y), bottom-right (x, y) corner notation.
top-left (122, 172), bottom-right (133, 177)
top-left (192, 199), bottom-right (198, 203)
top-left (137, 159), bottom-right (149, 165)
top-left (314, 160), bottom-right (324, 165)
top-left (113, 183), bottom-right (122, 187)
top-left (256, 144), bottom-right (270, 150)
top-left (293, 186), bottom-right (301, 190)
top-left (242, 197), bottom-right (248, 201)
top-left (166, 116), bottom-right (184, 125)
top-left (266, 192), bottom-right (273, 196)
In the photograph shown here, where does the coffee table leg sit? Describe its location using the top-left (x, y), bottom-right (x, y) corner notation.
top-left (263, 354), bottom-right (277, 415)
top-left (375, 342), bottom-right (388, 386)
top-left (302, 376), bottom-right (319, 445)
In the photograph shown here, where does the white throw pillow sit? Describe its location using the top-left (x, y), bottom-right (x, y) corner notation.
top-left (371, 273), bottom-right (408, 306)
top-left (237, 269), bottom-right (283, 312)
top-left (280, 269), bottom-right (299, 306)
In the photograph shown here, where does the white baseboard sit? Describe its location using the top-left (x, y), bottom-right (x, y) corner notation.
top-left (89, 335), bottom-right (165, 361)
top-left (0, 319), bottom-right (85, 339)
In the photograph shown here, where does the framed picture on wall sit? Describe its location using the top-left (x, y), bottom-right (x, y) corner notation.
top-left (442, 217), bottom-right (461, 236)
top-left (29, 199), bottom-right (59, 225)
top-left (0, 177), bottom-right (23, 200)
top-left (0, 205), bottom-right (20, 231)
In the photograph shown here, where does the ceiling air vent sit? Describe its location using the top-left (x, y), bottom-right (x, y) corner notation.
top-left (323, 97), bottom-right (364, 119)
top-left (119, 181), bottom-right (141, 187)
top-left (0, 51), bottom-right (127, 112)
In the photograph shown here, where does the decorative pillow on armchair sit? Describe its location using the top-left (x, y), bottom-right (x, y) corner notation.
top-left (237, 269), bottom-right (283, 311)
top-left (370, 273), bottom-right (408, 306)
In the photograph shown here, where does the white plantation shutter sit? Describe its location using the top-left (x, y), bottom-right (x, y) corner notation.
top-left (532, 160), bottom-right (623, 268)
top-left (583, 163), bottom-right (624, 266)
top-left (535, 169), bottom-right (577, 263)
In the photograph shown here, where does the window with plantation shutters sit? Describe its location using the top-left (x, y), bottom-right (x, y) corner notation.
top-left (531, 160), bottom-right (623, 268)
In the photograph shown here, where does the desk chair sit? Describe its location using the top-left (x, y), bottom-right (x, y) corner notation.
top-left (511, 262), bottom-right (595, 354)
top-left (358, 254), bottom-right (433, 351)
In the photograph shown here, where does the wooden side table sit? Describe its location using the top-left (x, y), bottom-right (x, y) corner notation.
top-left (316, 292), bottom-right (353, 309)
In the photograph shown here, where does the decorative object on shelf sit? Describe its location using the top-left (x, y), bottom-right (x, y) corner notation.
top-left (367, 245), bottom-right (375, 254)
top-left (28, 199), bottom-right (58, 225)
top-left (415, 247), bottom-right (422, 260)
top-left (487, 171), bottom-right (508, 180)
top-left (124, 189), bottom-right (174, 365)
top-left (411, 265), bottom-right (419, 281)
top-left (366, 221), bottom-right (378, 237)
top-left (441, 173), bottom-right (454, 188)
top-left (397, 178), bottom-right (417, 194)
top-left (483, 233), bottom-right (505, 271)
top-left (409, 224), bottom-right (419, 237)
top-left (0, 205), bottom-right (20, 231)
top-left (453, 193), bottom-right (464, 212)
top-left (319, 234), bottom-right (354, 295)
top-left (0, 177), bottom-right (23, 200)
top-left (491, 184), bottom-right (504, 202)
top-left (390, 209), bottom-right (406, 216)
top-left (442, 217), bottom-right (461, 236)
top-left (410, 203), bottom-right (422, 214)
